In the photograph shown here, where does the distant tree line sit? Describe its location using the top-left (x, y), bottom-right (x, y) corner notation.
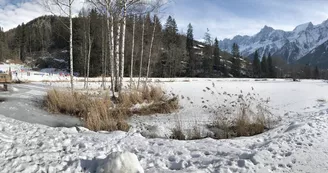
top-left (0, 12), bottom-right (327, 80)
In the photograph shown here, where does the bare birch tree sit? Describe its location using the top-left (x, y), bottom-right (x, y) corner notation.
top-left (89, 0), bottom-right (167, 94)
top-left (145, 15), bottom-right (156, 84)
top-left (115, 17), bottom-right (121, 92)
top-left (101, 15), bottom-right (106, 90)
top-left (130, 15), bottom-right (135, 88)
top-left (86, 23), bottom-right (93, 90)
top-left (108, 3), bottom-right (115, 97)
top-left (137, 18), bottom-right (145, 89)
top-left (83, 12), bottom-right (88, 89)
top-left (42, 0), bottom-right (75, 91)
top-left (119, 0), bottom-right (127, 91)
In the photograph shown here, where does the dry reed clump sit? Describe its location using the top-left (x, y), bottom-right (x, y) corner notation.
top-left (140, 85), bottom-right (165, 103)
top-left (231, 105), bottom-right (266, 137)
top-left (187, 125), bottom-right (202, 140)
top-left (132, 97), bottom-right (179, 115)
top-left (170, 127), bottom-right (186, 140)
top-left (45, 89), bottom-right (127, 131)
top-left (45, 89), bottom-right (89, 117)
top-left (45, 85), bottom-right (179, 132)
top-left (118, 85), bottom-right (178, 115)
top-left (210, 103), bottom-right (270, 139)
top-left (170, 116), bottom-right (185, 140)
top-left (168, 84), bottom-right (274, 141)
top-left (118, 85), bottom-right (165, 107)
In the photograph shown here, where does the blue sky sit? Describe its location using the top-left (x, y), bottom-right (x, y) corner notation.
top-left (1, 0), bottom-right (328, 40)
top-left (162, 0), bottom-right (328, 40)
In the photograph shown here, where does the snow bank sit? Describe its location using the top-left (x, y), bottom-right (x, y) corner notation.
top-left (2, 79), bottom-right (328, 172)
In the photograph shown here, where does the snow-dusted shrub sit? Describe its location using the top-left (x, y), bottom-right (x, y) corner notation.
top-left (170, 127), bottom-right (186, 140)
top-left (170, 115), bottom-right (186, 140)
top-left (202, 82), bottom-right (277, 139)
top-left (187, 125), bottom-right (202, 140)
top-left (232, 105), bottom-right (266, 137)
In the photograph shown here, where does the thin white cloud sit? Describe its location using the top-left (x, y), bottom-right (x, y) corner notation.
top-left (0, 0), bottom-right (85, 31)
top-left (164, 0), bottom-right (328, 40)
top-left (2, 0), bottom-right (328, 41)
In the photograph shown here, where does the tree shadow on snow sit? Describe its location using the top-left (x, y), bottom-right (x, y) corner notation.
top-left (80, 157), bottom-right (107, 173)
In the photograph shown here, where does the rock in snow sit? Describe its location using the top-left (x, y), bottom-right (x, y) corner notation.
top-left (96, 151), bottom-right (144, 173)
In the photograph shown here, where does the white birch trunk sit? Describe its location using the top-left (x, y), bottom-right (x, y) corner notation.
top-left (106, 0), bottom-right (115, 97)
top-left (137, 18), bottom-right (145, 89)
top-left (145, 16), bottom-right (156, 84)
top-left (83, 15), bottom-right (88, 89)
top-left (69, 0), bottom-right (74, 91)
top-left (86, 36), bottom-right (92, 91)
top-left (130, 15), bottom-right (135, 88)
top-left (120, 0), bottom-right (127, 91)
top-left (101, 16), bottom-right (105, 90)
top-left (115, 17), bottom-right (121, 92)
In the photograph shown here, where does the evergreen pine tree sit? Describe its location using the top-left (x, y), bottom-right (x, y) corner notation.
top-left (267, 53), bottom-right (275, 78)
top-left (231, 43), bottom-right (241, 77)
top-left (232, 43), bottom-right (240, 57)
top-left (303, 64), bottom-right (312, 79)
top-left (253, 50), bottom-right (261, 77)
top-left (186, 23), bottom-right (194, 77)
top-left (202, 28), bottom-right (213, 75)
top-left (231, 57), bottom-right (241, 77)
top-left (213, 37), bottom-right (220, 72)
top-left (261, 55), bottom-right (268, 77)
top-left (162, 15), bottom-right (180, 77)
top-left (314, 66), bottom-right (320, 79)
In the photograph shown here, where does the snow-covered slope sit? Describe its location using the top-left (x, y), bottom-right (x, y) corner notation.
top-left (298, 39), bottom-right (328, 68)
top-left (2, 79), bottom-right (328, 172)
top-left (219, 19), bottom-right (328, 64)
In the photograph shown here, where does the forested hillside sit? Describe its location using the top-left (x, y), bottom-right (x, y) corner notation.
top-left (0, 12), bottom-right (240, 78)
top-left (1, 9), bottom-right (328, 79)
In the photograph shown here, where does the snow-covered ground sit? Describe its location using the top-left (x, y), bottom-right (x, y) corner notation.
top-left (1, 77), bottom-right (328, 172)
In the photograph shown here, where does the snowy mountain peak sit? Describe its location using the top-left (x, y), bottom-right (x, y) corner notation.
top-left (260, 25), bottom-right (274, 33)
top-left (293, 22), bottom-right (313, 33)
top-left (219, 18), bottom-right (328, 64)
top-left (321, 19), bottom-right (328, 26)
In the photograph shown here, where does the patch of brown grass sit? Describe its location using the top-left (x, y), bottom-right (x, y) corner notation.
top-left (45, 85), bottom-right (179, 132)
top-left (45, 89), bottom-right (126, 131)
top-left (118, 91), bottom-right (142, 107)
top-left (133, 97), bottom-right (179, 115)
top-left (210, 104), bottom-right (267, 139)
top-left (118, 85), bottom-right (165, 107)
top-left (232, 106), bottom-right (265, 136)
top-left (140, 85), bottom-right (164, 102)
top-left (45, 89), bottom-right (88, 117)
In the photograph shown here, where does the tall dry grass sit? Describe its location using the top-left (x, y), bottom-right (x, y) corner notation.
top-left (169, 82), bottom-right (276, 141)
top-left (45, 85), bottom-right (179, 132)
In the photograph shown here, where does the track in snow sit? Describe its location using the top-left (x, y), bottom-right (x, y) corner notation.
top-left (0, 83), bottom-right (82, 128)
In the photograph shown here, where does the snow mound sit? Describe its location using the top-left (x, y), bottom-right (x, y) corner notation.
top-left (96, 151), bottom-right (144, 173)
